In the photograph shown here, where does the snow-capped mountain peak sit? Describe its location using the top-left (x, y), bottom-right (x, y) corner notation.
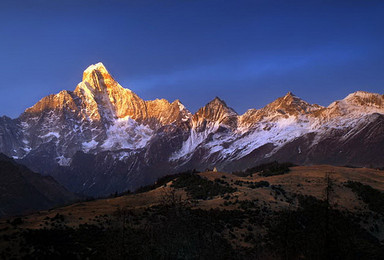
top-left (2, 62), bottom-right (384, 196)
top-left (342, 91), bottom-right (384, 108)
top-left (83, 62), bottom-right (108, 75)
top-left (323, 91), bottom-right (384, 121)
top-left (82, 62), bottom-right (112, 86)
top-left (193, 97), bottom-right (238, 126)
top-left (264, 92), bottom-right (323, 116)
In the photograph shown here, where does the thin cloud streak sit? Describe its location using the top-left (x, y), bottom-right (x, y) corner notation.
top-left (125, 47), bottom-right (361, 96)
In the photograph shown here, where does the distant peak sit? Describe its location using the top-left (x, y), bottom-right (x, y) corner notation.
top-left (209, 96), bottom-right (227, 106)
top-left (285, 91), bottom-right (294, 97)
top-left (263, 91), bottom-right (322, 115)
top-left (340, 91), bottom-right (384, 108)
top-left (199, 96), bottom-right (238, 116)
top-left (282, 92), bottom-right (298, 100)
top-left (84, 62), bottom-right (107, 73)
top-left (82, 62), bottom-right (110, 82)
top-left (277, 92), bottom-right (300, 104)
top-left (344, 91), bottom-right (381, 100)
top-left (78, 62), bottom-right (124, 94)
top-left (173, 99), bottom-right (184, 106)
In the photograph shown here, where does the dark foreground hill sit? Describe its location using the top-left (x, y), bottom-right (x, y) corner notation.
top-left (0, 154), bottom-right (78, 217)
top-left (1, 164), bottom-right (384, 259)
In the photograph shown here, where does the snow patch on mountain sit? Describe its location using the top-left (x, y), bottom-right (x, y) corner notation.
top-left (170, 123), bottom-right (220, 161)
top-left (40, 132), bottom-right (60, 139)
top-left (56, 155), bottom-right (72, 166)
top-left (233, 116), bottom-right (312, 159)
top-left (82, 139), bottom-right (99, 152)
top-left (102, 116), bottom-right (153, 150)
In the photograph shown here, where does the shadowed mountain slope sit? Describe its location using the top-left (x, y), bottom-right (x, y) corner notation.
top-left (0, 154), bottom-right (78, 217)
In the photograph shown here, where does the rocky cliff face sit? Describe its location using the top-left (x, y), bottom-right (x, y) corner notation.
top-left (1, 63), bottom-right (384, 196)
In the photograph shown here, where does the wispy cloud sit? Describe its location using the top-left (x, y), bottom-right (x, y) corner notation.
top-left (123, 46), bottom-right (360, 91)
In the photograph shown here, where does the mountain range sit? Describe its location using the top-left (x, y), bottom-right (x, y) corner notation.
top-left (1, 62), bottom-right (384, 196)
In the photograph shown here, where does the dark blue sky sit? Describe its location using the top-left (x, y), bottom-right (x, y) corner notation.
top-left (1, 0), bottom-right (383, 118)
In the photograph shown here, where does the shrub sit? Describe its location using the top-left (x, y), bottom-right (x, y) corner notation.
top-left (234, 161), bottom-right (295, 177)
top-left (172, 173), bottom-right (236, 200)
top-left (135, 170), bottom-right (200, 193)
top-left (249, 181), bottom-right (270, 189)
top-left (10, 218), bottom-right (23, 226)
top-left (267, 195), bottom-right (384, 259)
top-left (346, 181), bottom-right (384, 214)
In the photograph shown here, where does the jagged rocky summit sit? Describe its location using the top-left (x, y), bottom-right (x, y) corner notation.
top-left (1, 62), bottom-right (384, 196)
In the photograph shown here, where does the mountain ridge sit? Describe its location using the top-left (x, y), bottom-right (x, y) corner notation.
top-left (1, 62), bottom-right (384, 196)
top-left (11, 63), bottom-right (384, 122)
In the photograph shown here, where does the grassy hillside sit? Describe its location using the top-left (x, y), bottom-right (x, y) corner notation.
top-left (1, 165), bottom-right (384, 259)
